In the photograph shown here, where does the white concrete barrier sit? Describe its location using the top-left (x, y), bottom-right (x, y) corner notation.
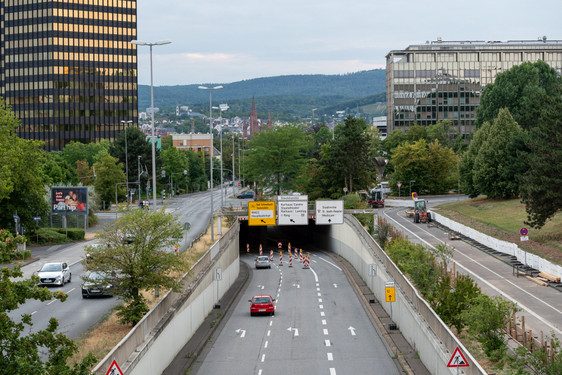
top-left (432, 212), bottom-right (562, 279)
top-left (92, 221), bottom-right (240, 375)
top-left (330, 215), bottom-right (486, 375)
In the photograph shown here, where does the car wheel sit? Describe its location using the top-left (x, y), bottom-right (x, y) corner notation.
top-left (68, 273), bottom-right (71, 283)
top-left (271, 311), bottom-right (275, 316)
top-left (268, 265), bottom-right (271, 269)
top-left (250, 312), bottom-right (255, 316)
top-left (82, 295), bottom-right (88, 299)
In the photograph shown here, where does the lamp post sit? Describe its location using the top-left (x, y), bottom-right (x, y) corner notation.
top-left (121, 120), bottom-right (133, 203)
top-left (198, 85), bottom-right (223, 241)
top-left (131, 39), bottom-right (171, 211)
top-left (232, 133), bottom-right (236, 197)
top-left (214, 104), bottom-right (229, 208)
top-left (137, 156), bottom-right (142, 203)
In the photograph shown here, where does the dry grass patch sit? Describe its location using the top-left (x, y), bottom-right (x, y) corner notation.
top-left (70, 217), bottom-right (231, 366)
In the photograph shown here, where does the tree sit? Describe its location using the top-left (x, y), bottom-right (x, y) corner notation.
top-left (161, 147), bottom-right (190, 193)
top-left (109, 127), bottom-right (155, 186)
top-left (41, 152), bottom-right (79, 186)
top-left (0, 261), bottom-right (96, 374)
top-left (476, 61), bottom-right (562, 131)
top-left (60, 140), bottom-right (110, 168)
top-left (390, 139), bottom-right (430, 194)
top-left (427, 140), bottom-right (459, 194)
top-left (473, 108), bottom-right (523, 199)
top-left (75, 159), bottom-right (96, 186)
top-left (459, 121), bottom-right (490, 198)
top-left (93, 154), bottom-right (126, 205)
top-left (245, 124), bottom-right (312, 195)
top-left (461, 294), bottom-right (518, 361)
top-left (84, 208), bottom-right (186, 325)
top-left (185, 150), bottom-right (207, 192)
top-left (0, 98), bottom-right (49, 232)
top-left (519, 94), bottom-right (562, 228)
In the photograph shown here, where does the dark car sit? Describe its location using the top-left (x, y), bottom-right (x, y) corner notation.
top-left (81, 271), bottom-right (114, 298)
top-left (249, 295), bottom-right (275, 316)
top-left (237, 190), bottom-right (254, 199)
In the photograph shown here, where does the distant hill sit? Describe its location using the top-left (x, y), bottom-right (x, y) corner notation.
top-left (138, 69), bottom-right (387, 119)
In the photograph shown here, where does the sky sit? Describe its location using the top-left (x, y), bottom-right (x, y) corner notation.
top-left (135, 0), bottom-right (562, 86)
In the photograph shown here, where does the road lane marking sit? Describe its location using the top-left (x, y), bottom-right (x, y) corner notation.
top-left (323, 329), bottom-right (329, 335)
top-left (348, 326), bottom-right (356, 336)
top-left (67, 287), bottom-right (75, 293)
top-left (325, 339), bottom-right (331, 346)
top-left (322, 319), bottom-right (327, 325)
top-left (47, 299), bottom-right (57, 305)
top-left (264, 341), bottom-right (268, 348)
top-left (317, 287), bottom-right (320, 291)
top-left (321, 312), bottom-right (325, 317)
top-left (327, 353), bottom-right (333, 361)
top-left (269, 321), bottom-right (273, 326)
top-left (319, 304), bottom-right (324, 309)
top-left (267, 330), bottom-right (271, 336)
top-left (330, 368), bottom-right (337, 375)
top-left (261, 354), bottom-right (265, 362)
top-left (385, 209), bottom-right (562, 336)
top-left (309, 267), bottom-right (319, 282)
top-left (318, 256), bottom-right (343, 271)
top-left (318, 298), bottom-right (323, 303)
top-left (317, 292), bottom-right (322, 297)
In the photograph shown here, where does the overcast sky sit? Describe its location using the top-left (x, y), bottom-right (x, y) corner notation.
top-left (135, 0), bottom-right (561, 86)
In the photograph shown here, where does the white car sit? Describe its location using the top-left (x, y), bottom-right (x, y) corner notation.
top-left (37, 262), bottom-right (71, 286)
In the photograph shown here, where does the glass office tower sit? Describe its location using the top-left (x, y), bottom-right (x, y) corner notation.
top-left (386, 38), bottom-right (562, 136)
top-left (0, 0), bottom-right (138, 151)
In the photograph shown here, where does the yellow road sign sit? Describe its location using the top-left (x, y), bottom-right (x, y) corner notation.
top-left (248, 201), bottom-right (276, 226)
top-left (385, 287), bottom-right (396, 302)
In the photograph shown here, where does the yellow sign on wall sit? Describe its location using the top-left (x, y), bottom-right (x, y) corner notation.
top-left (385, 287), bottom-right (396, 302)
top-left (248, 201), bottom-right (276, 226)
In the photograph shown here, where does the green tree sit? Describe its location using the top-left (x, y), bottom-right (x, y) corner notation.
top-left (519, 94), bottom-right (562, 229)
top-left (473, 108), bottom-right (523, 199)
top-left (76, 159), bottom-right (96, 186)
top-left (84, 208), bottom-right (186, 326)
top-left (0, 263), bottom-right (96, 374)
top-left (390, 139), bottom-right (430, 194)
top-left (461, 294), bottom-right (518, 361)
top-left (427, 140), bottom-right (459, 194)
top-left (60, 140), bottom-right (110, 168)
top-left (185, 151), bottom-right (207, 192)
top-left (245, 124), bottom-right (312, 195)
top-left (41, 152), bottom-right (79, 186)
top-left (434, 274), bottom-right (481, 333)
top-left (93, 154), bottom-right (126, 205)
top-left (459, 122), bottom-right (491, 198)
top-left (508, 334), bottom-right (562, 375)
top-left (109, 127), bottom-right (155, 186)
top-left (0, 98), bottom-right (49, 232)
top-left (382, 129), bottom-right (406, 155)
top-left (161, 147), bottom-right (190, 193)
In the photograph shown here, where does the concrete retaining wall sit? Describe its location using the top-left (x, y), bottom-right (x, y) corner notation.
top-left (329, 215), bottom-right (486, 375)
top-left (432, 212), bottom-right (562, 279)
top-left (92, 221), bottom-right (240, 375)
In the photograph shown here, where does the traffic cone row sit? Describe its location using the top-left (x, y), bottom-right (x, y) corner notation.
top-left (248, 243), bottom-right (311, 270)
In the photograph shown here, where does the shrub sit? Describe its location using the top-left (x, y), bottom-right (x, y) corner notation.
top-left (53, 228), bottom-right (85, 241)
top-left (38, 228), bottom-right (67, 244)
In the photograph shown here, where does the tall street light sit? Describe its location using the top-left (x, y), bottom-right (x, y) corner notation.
top-left (198, 85), bottom-right (223, 241)
top-left (131, 39), bottom-right (171, 211)
top-left (214, 104), bottom-right (229, 208)
top-left (121, 120), bottom-right (133, 203)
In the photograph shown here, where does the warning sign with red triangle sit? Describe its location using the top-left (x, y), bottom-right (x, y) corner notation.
top-left (447, 346), bottom-right (470, 367)
top-left (105, 360), bottom-right (124, 375)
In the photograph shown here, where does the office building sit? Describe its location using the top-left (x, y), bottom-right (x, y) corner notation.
top-left (0, 0), bottom-right (138, 151)
top-left (386, 38), bottom-right (562, 136)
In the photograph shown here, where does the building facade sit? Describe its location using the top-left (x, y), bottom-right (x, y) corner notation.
top-left (0, 0), bottom-right (138, 151)
top-left (171, 133), bottom-right (212, 156)
top-left (386, 38), bottom-right (562, 136)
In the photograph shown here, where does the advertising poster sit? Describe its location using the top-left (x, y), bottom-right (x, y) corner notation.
top-left (51, 187), bottom-right (88, 214)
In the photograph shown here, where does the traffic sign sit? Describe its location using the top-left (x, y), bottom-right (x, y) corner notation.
top-left (520, 227), bottom-right (528, 236)
top-left (278, 195), bottom-right (308, 225)
top-left (412, 192), bottom-right (418, 199)
top-left (33, 216), bottom-right (41, 221)
top-left (248, 201), bottom-right (276, 226)
top-left (385, 286), bottom-right (396, 302)
top-left (105, 360), bottom-right (124, 375)
top-left (397, 182), bottom-right (402, 188)
top-left (315, 200), bottom-right (344, 225)
top-left (214, 268), bottom-right (222, 281)
top-left (447, 347), bottom-right (469, 368)
top-left (369, 264), bottom-right (377, 276)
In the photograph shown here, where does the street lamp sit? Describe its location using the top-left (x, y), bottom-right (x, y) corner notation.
top-left (214, 104), bottom-right (229, 208)
top-left (121, 120), bottom-right (133, 203)
top-left (131, 39), bottom-right (171, 211)
top-left (198, 85), bottom-right (223, 241)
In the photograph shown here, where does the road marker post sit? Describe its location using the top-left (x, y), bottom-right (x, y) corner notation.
top-left (259, 244), bottom-right (262, 256)
top-left (279, 251), bottom-right (283, 266)
top-left (270, 249), bottom-right (273, 261)
top-left (289, 253), bottom-right (293, 267)
top-left (246, 243), bottom-right (250, 253)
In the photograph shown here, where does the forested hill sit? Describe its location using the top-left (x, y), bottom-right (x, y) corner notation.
top-left (138, 69), bottom-right (386, 110)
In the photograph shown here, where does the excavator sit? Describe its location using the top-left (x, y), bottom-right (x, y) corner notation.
top-left (413, 198), bottom-right (431, 223)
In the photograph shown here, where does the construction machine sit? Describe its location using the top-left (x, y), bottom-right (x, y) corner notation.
top-left (413, 198), bottom-right (431, 223)
top-left (368, 188), bottom-right (385, 208)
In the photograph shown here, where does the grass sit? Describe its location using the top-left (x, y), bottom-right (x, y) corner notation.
top-left (434, 197), bottom-right (562, 264)
top-left (70, 217), bottom-right (231, 367)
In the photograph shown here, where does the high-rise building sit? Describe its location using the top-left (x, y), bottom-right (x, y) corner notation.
top-left (0, 0), bottom-right (138, 151)
top-left (386, 38), bottom-right (562, 136)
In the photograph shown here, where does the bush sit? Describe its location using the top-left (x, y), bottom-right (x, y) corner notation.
top-left (14, 249), bottom-right (32, 260)
top-left (37, 228), bottom-right (67, 244)
top-left (54, 228), bottom-right (85, 241)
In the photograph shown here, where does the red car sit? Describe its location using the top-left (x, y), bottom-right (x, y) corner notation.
top-left (249, 295), bottom-right (275, 316)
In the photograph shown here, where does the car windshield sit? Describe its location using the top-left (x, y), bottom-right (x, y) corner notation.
top-left (40, 263), bottom-right (62, 272)
top-left (257, 256), bottom-right (269, 262)
top-left (253, 297), bottom-right (271, 304)
top-left (88, 272), bottom-right (106, 280)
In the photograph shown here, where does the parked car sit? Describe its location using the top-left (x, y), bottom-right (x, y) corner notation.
top-left (249, 295), bottom-right (275, 316)
top-left (237, 190), bottom-right (254, 199)
top-left (255, 255), bottom-right (271, 269)
top-left (37, 262), bottom-right (71, 286)
top-left (81, 271), bottom-right (114, 298)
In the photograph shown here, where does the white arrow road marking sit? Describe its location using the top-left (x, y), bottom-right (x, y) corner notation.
top-left (333, 283), bottom-right (338, 288)
top-left (235, 329), bottom-right (246, 338)
top-left (348, 326), bottom-right (356, 336)
top-left (257, 285), bottom-right (264, 290)
top-left (293, 283), bottom-right (300, 288)
top-left (287, 327), bottom-right (299, 336)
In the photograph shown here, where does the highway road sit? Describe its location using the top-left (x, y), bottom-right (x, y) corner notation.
top-left (10, 186), bottom-right (238, 343)
top-left (382, 199), bottom-right (562, 343)
top-left (191, 253), bottom-right (402, 375)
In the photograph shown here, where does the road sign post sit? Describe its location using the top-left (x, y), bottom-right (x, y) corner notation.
top-left (520, 227), bottom-right (529, 265)
top-left (397, 182), bottom-right (402, 197)
top-left (385, 281), bottom-right (396, 321)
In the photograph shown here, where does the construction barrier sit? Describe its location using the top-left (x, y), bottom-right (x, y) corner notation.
top-left (289, 253), bottom-right (293, 267)
top-left (259, 244), bottom-right (262, 256)
top-left (303, 254), bottom-right (310, 269)
top-left (246, 243), bottom-right (249, 253)
top-left (279, 251), bottom-right (283, 266)
top-left (269, 249), bottom-right (273, 261)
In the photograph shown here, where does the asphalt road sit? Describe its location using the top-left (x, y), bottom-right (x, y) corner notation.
top-left (382, 201), bottom-right (562, 342)
top-left (191, 252), bottom-right (402, 375)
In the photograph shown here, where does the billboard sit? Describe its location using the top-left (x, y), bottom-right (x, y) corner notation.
top-left (51, 187), bottom-right (88, 214)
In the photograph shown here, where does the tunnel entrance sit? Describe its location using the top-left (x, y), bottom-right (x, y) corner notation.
top-left (238, 219), bottom-right (331, 254)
